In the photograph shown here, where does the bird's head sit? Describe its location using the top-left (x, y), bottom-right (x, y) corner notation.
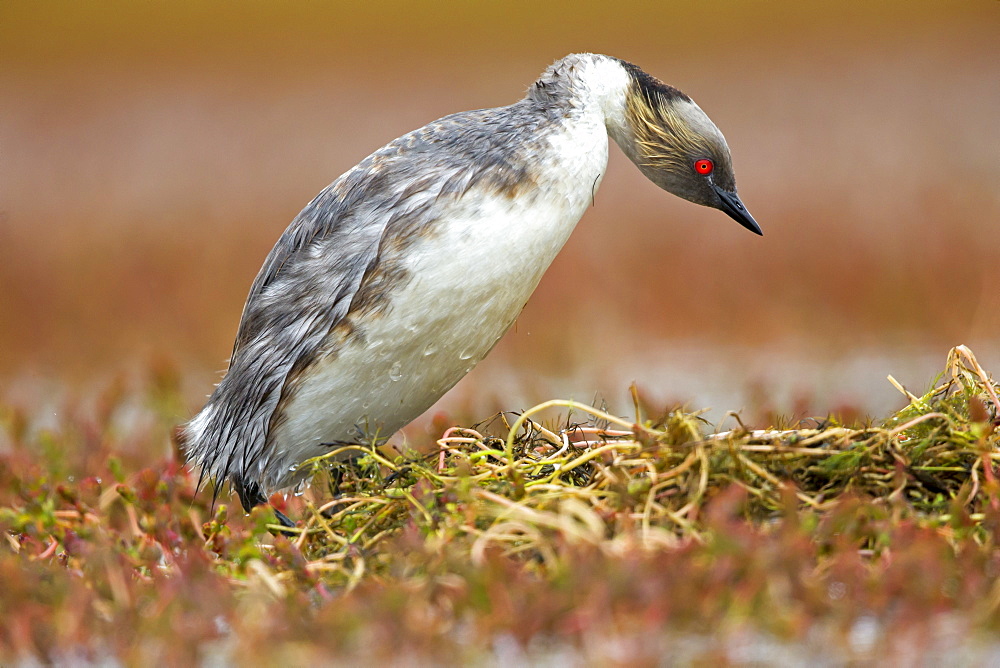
top-left (614, 60), bottom-right (762, 235)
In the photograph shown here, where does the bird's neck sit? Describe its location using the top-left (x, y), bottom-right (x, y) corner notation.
top-left (529, 53), bottom-right (633, 149)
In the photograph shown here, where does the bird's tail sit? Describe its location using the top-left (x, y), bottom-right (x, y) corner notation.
top-left (176, 403), bottom-right (271, 513)
top-left (175, 404), bottom-right (216, 498)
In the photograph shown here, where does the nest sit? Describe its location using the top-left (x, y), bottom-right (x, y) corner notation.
top-left (276, 345), bottom-right (1000, 585)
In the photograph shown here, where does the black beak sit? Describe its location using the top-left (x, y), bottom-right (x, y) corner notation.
top-left (713, 186), bottom-right (762, 236)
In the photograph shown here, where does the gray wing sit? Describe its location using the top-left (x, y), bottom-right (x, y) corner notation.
top-left (188, 179), bottom-right (383, 504)
top-left (189, 153), bottom-right (438, 500)
top-left (182, 100), bottom-right (551, 505)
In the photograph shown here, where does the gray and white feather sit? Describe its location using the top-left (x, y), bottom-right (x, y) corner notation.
top-left (178, 53), bottom-right (761, 514)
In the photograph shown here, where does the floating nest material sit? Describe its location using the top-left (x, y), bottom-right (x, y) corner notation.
top-left (273, 345), bottom-right (1000, 584)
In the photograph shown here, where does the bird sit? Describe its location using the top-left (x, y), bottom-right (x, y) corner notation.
top-left (178, 53), bottom-right (762, 521)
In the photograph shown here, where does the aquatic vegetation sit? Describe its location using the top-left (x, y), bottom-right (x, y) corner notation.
top-left (1, 346), bottom-right (999, 663)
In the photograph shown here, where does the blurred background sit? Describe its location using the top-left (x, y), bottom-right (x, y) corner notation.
top-left (1, 1), bottom-right (998, 431)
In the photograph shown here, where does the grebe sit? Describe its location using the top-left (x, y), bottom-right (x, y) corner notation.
top-left (179, 53), bottom-right (762, 519)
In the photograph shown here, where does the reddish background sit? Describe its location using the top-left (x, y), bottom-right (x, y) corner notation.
top-left (2, 2), bottom-right (998, 426)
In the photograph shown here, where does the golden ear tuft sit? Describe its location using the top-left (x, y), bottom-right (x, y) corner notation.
top-left (625, 92), bottom-right (712, 172)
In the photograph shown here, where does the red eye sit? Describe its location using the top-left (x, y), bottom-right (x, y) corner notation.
top-left (694, 159), bottom-right (714, 175)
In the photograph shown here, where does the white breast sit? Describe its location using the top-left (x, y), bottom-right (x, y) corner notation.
top-left (264, 111), bottom-right (611, 489)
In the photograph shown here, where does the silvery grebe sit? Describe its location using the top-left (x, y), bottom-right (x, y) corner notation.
top-left (179, 53), bottom-right (762, 519)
